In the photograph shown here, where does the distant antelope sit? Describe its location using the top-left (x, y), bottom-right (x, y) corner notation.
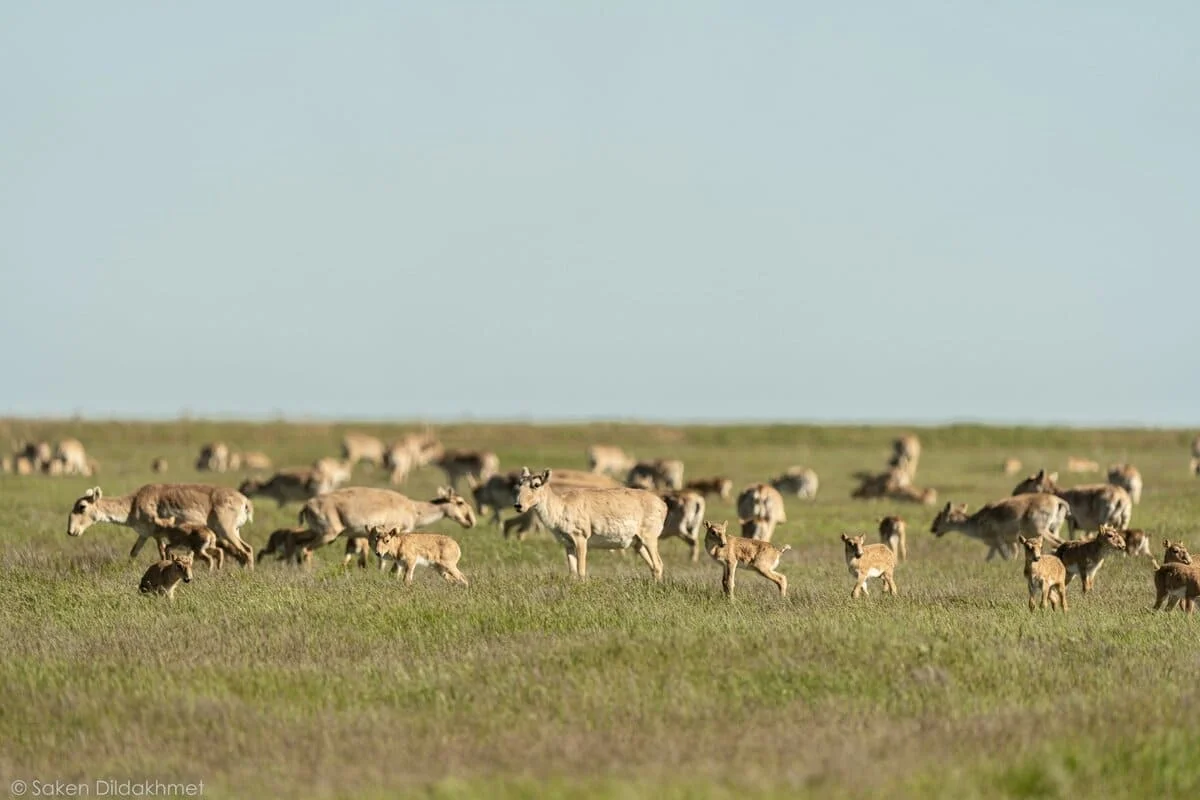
top-left (1066, 456), bottom-right (1099, 473)
top-left (311, 458), bottom-right (353, 494)
top-left (704, 521), bottom-right (789, 598)
top-left (889, 435), bottom-right (921, 477)
top-left (736, 483), bottom-right (787, 541)
top-left (383, 432), bottom-right (443, 484)
top-left (369, 526), bottom-right (469, 586)
top-left (1106, 464), bottom-right (1143, 504)
top-left (661, 490), bottom-right (706, 562)
top-left (151, 458), bottom-right (169, 474)
top-left (1003, 458), bottom-right (1023, 476)
top-left (626, 459), bottom-right (685, 491)
top-left (19, 441), bottom-right (53, 471)
top-left (878, 516), bottom-right (907, 561)
top-left (1012, 470), bottom-right (1132, 537)
top-left (889, 485), bottom-right (938, 506)
top-left (240, 451), bottom-right (272, 471)
top-left (473, 473), bottom-right (519, 527)
top-left (770, 467), bottom-right (819, 500)
top-left (139, 553), bottom-right (194, 601)
top-left (256, 527), bottom-right (322, 566)
top-left (54, 438), bottom-right (93, 476)
top-left (841, 533), bottom-right (898, 599)
top-left (931, 496), bottom-right (1068, 561)
top-left (435, 450), bottom-right (499, 490)
top-left (684, 476), bottom-right (734, 501)
top-left (587, 445), bottom-right (636, 477)
top-left (195, 442), bottom-right (234, 472)
top-left (341, 433), bottom-right (386, 467)
top-left (239, 467), bottom-right (325, 507)
top-left (850, 467), bottom-right (909, 499)
top-left (1054, 525), bottom-right (1126, 594)
top-left (1018, 536), bottom-right (1067, 612)
top-left (513, 467), bottom-right (668, 580)
top-left (67, 484), bottom-right (255, 567)
top-left (1122, 528), bottom-right (1151, 558)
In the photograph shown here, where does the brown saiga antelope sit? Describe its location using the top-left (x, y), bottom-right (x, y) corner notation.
top-left (1018, 536), bottom-right (1067, 612)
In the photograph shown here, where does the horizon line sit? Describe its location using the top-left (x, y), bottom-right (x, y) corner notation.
top-left (0, 413), bottom-right (1196, 432)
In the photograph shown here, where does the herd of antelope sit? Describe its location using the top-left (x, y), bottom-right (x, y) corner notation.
top-left (33, 430), bottom-right (1200, 610)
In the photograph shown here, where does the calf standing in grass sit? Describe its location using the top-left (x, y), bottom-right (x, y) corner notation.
top-left (1153, 559), bottom-right (1200, 612)
top-left (1053, 525), bottom-right (1126, 594)
top-left (1153, 539), bottom-right (1192, 568)
top-left (139, 553), bottom-right (194, 601)
top-left (147, 517), bottom-right (224, 570)
top-left (1018, 536), bottom-right (1068, 612)
top-left (841, 533), bottom-right (897, 599)
top-left (369, 526), bottom-right (469, 586)
top-left (878, 516), bottom-right (907, 561)
top-left (703, 521), bottom-right (789, 598)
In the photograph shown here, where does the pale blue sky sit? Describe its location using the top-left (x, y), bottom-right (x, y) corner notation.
top-left (2, 3), bottom-right (1197, 424)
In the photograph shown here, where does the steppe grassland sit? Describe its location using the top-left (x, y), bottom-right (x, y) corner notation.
top-left (1, 420), bottom-right (1198, 799)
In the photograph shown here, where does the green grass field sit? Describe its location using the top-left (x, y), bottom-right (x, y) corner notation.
top-left (1, 420), bottom-right (1198, 799)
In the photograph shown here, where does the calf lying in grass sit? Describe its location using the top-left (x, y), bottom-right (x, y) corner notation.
top-left (139, 553), bottom-right (194, 601)
top-left (1018, 535), bottom-right (1067, 612)
top-left (368, 525), bottom-right (469, 586)
top-left (703, 521), bottom-right (789, 598)
top-left (841, 533), bottom-right (897, 599)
